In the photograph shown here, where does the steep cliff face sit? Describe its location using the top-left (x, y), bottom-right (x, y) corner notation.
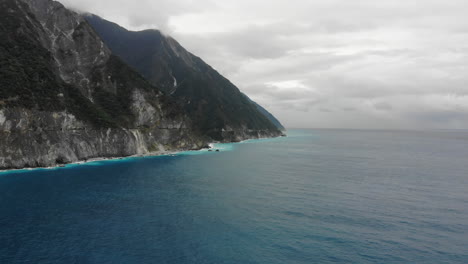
top-left (0, 108), bottom-right (202, 169)
top-left (85, 15), bottom-right (284, 140)
top-left (0, 0), bottom-right (206, 170)
top-left (21, 0), bottom-right (111, 99)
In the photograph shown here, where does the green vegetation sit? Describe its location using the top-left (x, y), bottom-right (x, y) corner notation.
top-left (0, 0), bottom-right (64, 111)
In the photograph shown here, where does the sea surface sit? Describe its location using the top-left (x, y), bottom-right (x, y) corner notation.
top-left (1, 129), bottom-right (468, 263)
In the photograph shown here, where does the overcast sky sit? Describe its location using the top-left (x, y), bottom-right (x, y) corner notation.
top-left (60, 0), bottom-right (468, 129)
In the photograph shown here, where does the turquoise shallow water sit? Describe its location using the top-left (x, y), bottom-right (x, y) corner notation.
top-left (1, 129), bottom-right (468, 263)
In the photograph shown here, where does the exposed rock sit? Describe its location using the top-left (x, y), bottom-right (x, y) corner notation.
top-left (0, 108), bottom-right (205, 170)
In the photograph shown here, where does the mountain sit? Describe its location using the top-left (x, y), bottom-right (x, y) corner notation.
top-left (0, 0), bottom-right (207, 169)
top-left (253, 103), bottom-right (286, 131)
top-left (85, 15), bottom-right (284, 140)
top-left (242, 94), bottom-right (286, 131)
top-left (0, 0), bottom-right (283, 170)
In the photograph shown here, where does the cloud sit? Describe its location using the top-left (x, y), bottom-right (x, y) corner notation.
top-left (59, 0), bottom-right (207, 32)
top-left (57, 0), bottom-right (468, 129)
top-left (373, 102), bottom-right (393, 112)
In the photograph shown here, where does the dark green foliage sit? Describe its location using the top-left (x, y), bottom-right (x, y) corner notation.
top-left (0, 0), bottom-right (64, 111)
top-left (89, 55), bottom-right (141, 127)
top-left (0, 0), bottom-right (115, 127)
top-left (93, 87), bottom-right (132, 125)
top-left (63, 84), bottom-right (115, 128)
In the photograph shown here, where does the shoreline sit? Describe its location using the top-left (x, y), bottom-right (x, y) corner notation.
top-left (0, 134), bottom-right (286, 175)
top-left (0, 148), bottom-right (207, 175)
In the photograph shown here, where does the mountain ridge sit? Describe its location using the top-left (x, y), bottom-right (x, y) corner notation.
top-left (85, 14), bottom-right (285, 139)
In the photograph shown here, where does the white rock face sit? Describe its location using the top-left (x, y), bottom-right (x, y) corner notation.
top-left (132, 89), bottom-right (158, 127)
top-left (0, 110), bottom-right (5, 126)
top-left (21, 0), bottom-right (112, 100)
top-left (129, 129), bottom-right (148, 154)
top-left (0, 108), bottom-right (205, 169)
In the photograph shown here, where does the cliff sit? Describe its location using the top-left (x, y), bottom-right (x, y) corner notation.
top-left (0, 0), bottom-right (283, 170)
top-left (0, 0), bottom-right (205, 170)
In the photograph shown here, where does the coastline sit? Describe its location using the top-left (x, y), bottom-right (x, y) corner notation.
top-left (0, 133), bottom-right (287, 175)
top-left (0, 148), bottom-right (203, 175)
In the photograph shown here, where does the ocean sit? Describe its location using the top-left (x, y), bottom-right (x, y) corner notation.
top-left (1, 129), bottom-right (467, 263)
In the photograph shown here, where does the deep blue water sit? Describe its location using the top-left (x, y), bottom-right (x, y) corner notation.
top-left (1, 129), bottom-right (468, 263)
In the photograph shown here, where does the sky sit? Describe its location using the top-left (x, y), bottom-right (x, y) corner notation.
top-left (60, 0), bottom-right (468, 129)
